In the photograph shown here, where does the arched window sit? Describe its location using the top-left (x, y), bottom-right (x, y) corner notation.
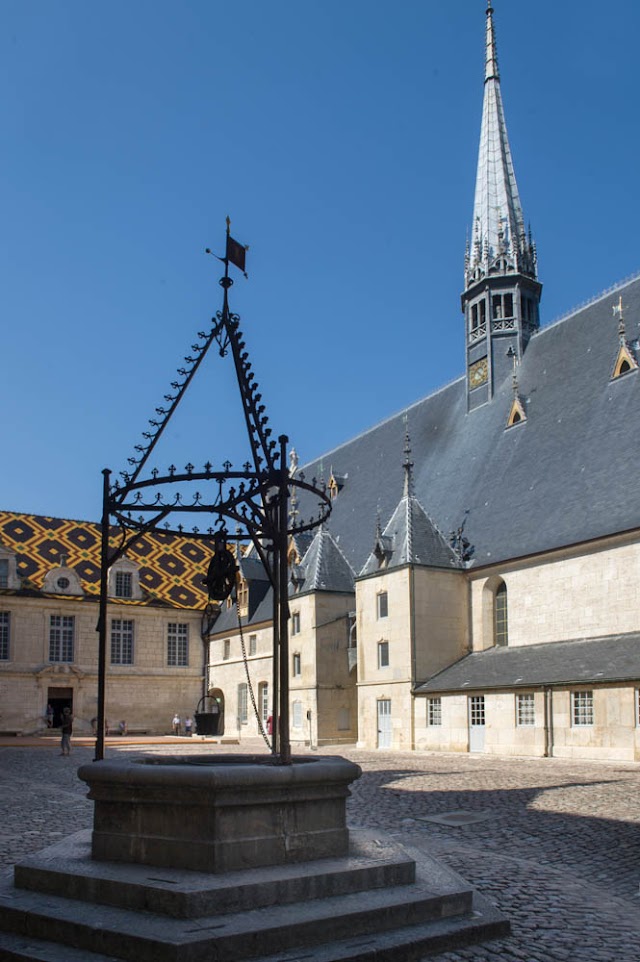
top-left (494, 581), bottom-right (508, 646)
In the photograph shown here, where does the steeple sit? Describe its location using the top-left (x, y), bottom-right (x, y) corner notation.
top-left (462, 2), bottom-right (542, 411)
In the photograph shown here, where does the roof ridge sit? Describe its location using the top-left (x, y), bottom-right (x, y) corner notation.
top-left (542, 269), bottom-right (640, 334)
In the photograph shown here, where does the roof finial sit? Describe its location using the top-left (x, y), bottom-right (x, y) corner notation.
top-left (506, 345), bottom-right (518, 394)
top-left (402, 414), bottom-right (414, 499)
top-left (613, 295), bottom-right (626, 343)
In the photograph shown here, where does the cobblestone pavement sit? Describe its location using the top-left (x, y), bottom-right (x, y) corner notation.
top-left (1, 740), bottom-right (639, 961)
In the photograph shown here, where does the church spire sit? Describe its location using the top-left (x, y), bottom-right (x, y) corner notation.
top-left (462, 1), bottom-right (542, 412)
top-left (467, 1), bottom-right (536, 286)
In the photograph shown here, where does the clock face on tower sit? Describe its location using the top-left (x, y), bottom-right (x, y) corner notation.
top-left (469, 357), bottom-right (488, 388)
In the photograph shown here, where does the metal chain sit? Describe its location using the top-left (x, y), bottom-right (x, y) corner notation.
top-left (235, 596), bottom-right (272, 751)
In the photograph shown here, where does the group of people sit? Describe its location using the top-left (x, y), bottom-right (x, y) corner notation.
top-left (172, 714), bottom-right (193, 736)
top-left (47, 704), bottom-right (197, 755)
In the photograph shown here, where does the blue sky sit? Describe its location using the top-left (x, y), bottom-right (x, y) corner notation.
top-left (2, 0), bottom-right (640, 521)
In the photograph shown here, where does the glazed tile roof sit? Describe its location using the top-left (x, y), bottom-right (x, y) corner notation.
top-left (0, 511), bottom-right (216, 609)
top-left (415, 632), bottom-right (640, 692)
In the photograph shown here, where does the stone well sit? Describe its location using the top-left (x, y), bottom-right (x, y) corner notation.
top-left (78, 753), bottom-right (361, 874)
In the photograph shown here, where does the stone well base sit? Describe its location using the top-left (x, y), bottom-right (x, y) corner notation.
top-left (78, 753), bottom-right (362, 873)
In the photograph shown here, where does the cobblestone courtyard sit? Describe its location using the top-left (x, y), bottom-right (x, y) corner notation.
top-left (0, 741), bottom-right (638, 961)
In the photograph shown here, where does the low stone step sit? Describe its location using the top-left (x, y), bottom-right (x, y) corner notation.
top-left (0, 891), bottom-right (508, 962)
top-left (0, 865), bottom-right (473, 962)
top-left (14, 829), bottom-right (415, 920)
top-left (0, 929), bottom-right (121, 961)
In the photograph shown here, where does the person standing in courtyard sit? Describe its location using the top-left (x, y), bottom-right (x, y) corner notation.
top-left (59, 707), bottom-right (73, 756)
top-left (184, 716), bottom-right (193, 736)
top-left (172, 713), bottom-right (181, 735)
top-left (45, 703), bottom-right (54, 728)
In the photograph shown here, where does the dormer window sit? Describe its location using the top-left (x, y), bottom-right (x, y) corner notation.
top-left (237, 578), bottom-right (248, 609)
top-left (611, 343), bottom-right (638, 380)
top-left (0, 546), bottom-right (20, 590)
top-left (328, 472), bottom-right (347, 500)
top-left (108, 558), bottom-right (141, 600)
top-left (506, 396), bottom-right (527, 428)
top-left (44, 564), bottom-right (83, 596)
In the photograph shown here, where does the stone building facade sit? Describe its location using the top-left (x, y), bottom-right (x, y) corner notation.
top-left (4, 4), bottom-right (640, 761)
top-left (0, 513), bottom-right (208, 735)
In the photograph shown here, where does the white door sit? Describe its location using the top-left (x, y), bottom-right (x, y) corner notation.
top-left (377, 699), bottom-right (392, 749)
top-left (469, 695), bottom-right (486, 752)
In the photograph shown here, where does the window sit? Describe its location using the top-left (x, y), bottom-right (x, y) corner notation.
top-left (259, 682), bottom-right (269, 725)
top-left (291, 611), bottom-right (301, 635)
top-left (237, 579), bottom-right (249, 609)
top-left (377, 640), bottom-right (389, 668)
top-left (469, 695), bottom-right (485, 726)
top-left (427, 697), bottom-right (442, 726)
top-left (494, 581), bottom-right (508, 646)
top-left (56, 577), bottom-right (70, 591)
top-left (516, 693), bottom-right (535, 726)
top-left (292, 700), bottom-right (303, 728)
top-left (115, 571), bottom-right (132, 599)
top-left (470, 298), bottom-right (487, 332)
top-left (111, 619), bottom-right (134, 665)
top-left (0, 560), bottom-right (8, 588)
top-left (237, 683), bottom-right (248, 724)
top-left (167, 623), bottom-right (188, 667)
top-left (292, 652), bottom-right (301, 676)
top-left (572, 690), bottom-right (594, 727)
top-left (223, 638), bottom-right (230, 660)
top-left (249, 634), bottom-right (257, 656)
top-left (108, 562), bottom-right (139, 600)
top-left (492, 292), bottom-right (514, 320)
top-left (0, 612), bottom-right (9, 660)
top-left (376, 592), bottom-right (388, 619)
top-left (49, 615), bottom-right (74, 663)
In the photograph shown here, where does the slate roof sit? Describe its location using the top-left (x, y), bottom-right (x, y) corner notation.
top-left (415, 632), bottom-right (640, 693)
top-left (360, 495), bottom-right (459, 576)
top-left (296, 527), bottom-right (355, 594)
top-left (297, 274), bottom-right (640, 572)
top-left (0, 510), bottom-right (216, 609)
top-left (208, 585), bottom-right (272, 636)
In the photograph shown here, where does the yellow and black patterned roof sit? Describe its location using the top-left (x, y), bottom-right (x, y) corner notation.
top-left (0, 511), bottom-right (217, 609)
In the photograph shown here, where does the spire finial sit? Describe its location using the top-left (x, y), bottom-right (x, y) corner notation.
top-left (485, 0), bottom-right (499, 84)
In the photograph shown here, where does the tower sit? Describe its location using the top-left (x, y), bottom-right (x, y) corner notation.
top-left (462, 1), bottom-right (542, 411)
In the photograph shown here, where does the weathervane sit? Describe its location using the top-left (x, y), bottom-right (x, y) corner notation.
top-left (95, 219), bottom-right (331, 764)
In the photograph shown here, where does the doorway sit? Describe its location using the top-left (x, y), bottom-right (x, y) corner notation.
top-left (469, 694), bottom-right (486, 752)
top-left (377, 699), bottom-right (392, 749)
top-left (47, 687), bottom-right (73, 729)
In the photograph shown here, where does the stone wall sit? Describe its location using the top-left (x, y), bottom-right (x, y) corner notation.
top-left (0, 595), bottom-right (203, 734)
top-left (470, 536), bottom-right (640, 650)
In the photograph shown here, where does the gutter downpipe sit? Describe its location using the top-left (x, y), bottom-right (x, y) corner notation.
top-left (409, 565), bottom-right (416, 751)
top-left (544, 686), bottom-right (554, 757)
